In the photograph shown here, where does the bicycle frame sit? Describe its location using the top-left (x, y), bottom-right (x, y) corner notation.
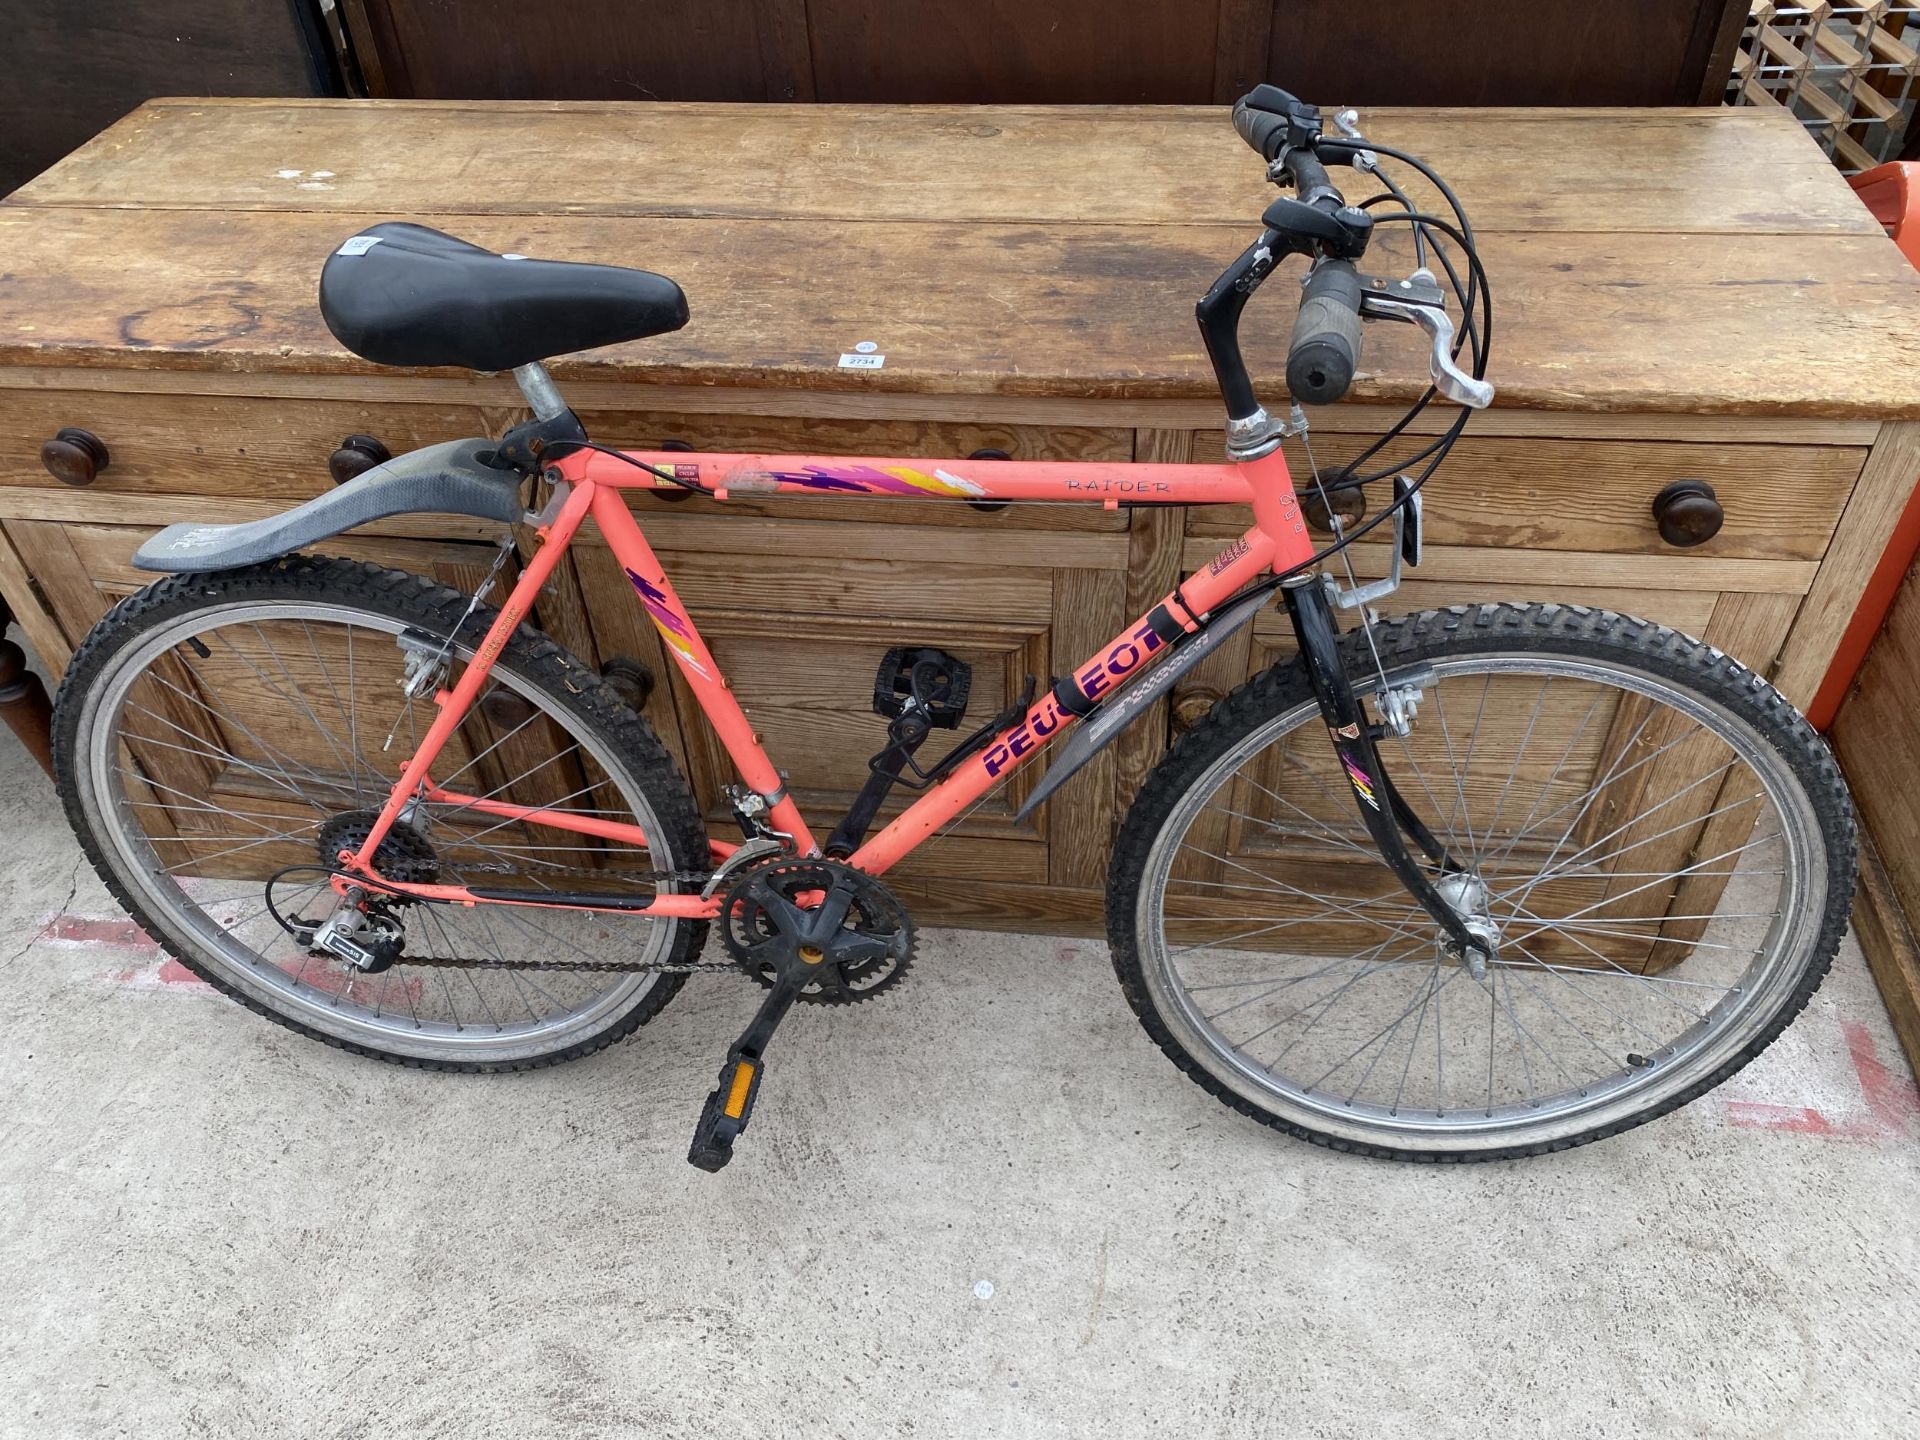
top-left (338, 442), bottom-right (1318, 921)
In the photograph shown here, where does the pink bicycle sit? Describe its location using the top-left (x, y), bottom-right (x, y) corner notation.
top-left (54, 89), bottom-right (1854, 1170)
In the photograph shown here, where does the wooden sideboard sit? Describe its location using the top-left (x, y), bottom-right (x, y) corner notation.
top-left (3, 98), bottom-right (1919, 934)
top-left (1831, 555), bottom-right (1920, 1073)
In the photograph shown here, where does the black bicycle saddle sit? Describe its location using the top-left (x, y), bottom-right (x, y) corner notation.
top-left (319, 221), bottom-right (689, 372)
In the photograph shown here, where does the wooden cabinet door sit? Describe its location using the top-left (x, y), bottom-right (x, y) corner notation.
top-left (568, 507), bottom-right (1136, 891)
top-left (1161, 571), bottom-right (1800, 973)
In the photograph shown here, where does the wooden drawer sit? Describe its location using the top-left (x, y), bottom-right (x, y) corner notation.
top-left (0, 389), bottom-right (499, 500)
top-left (1190, 429), bottom-right (1868, 563)
top-left (581, 407), bottom-right (1133, 532)
top-left (5, 517), bottom-right (513, 649)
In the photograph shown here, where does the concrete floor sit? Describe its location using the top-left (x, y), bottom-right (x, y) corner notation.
top-left (3, 728), bottom-right (1918, 1440)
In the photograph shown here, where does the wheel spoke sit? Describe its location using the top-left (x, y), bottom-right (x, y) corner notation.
top-left (79, 594), bottom-right (688, 1064)
top-left (1131, 639), bottom-right (1830, 1149)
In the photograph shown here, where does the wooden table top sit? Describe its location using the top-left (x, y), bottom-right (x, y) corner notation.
top-left (4, 97), bottom-right (1920, 419)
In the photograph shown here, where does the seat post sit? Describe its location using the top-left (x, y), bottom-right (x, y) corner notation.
top-left (513, 362), bottom-right (568, 420)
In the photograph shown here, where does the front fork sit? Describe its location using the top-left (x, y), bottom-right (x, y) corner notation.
top-left (1280, 577), bottom-right (1482, 959)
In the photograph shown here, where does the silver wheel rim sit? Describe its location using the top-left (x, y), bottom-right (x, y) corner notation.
top-left (75, 599), bottom-right (683, 1064)
top-left (1135, 650), bottom-right (1827, 1153)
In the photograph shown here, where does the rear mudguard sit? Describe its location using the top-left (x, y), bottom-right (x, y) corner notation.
top-left (132, 437), bottom-right (525, 573)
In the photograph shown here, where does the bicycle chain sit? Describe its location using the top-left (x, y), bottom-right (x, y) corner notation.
top-left (288, 862), bottom-right (745, 976)
top-left (398, 953), bottom-right (743, 975)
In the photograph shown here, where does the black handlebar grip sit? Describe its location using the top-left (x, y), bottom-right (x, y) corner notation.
top-left (1286, 260), bottom-right (1364, 406)
top-left (1232, 100), bottom-right (1288, 161)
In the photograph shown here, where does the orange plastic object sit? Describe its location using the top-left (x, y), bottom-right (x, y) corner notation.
top-left (1806, 166), bottom-right (1920, 730)
top-left (1849, 162), bottom-right (1920, 270)
top-left (1807, 475), bottom-right (1920, 730)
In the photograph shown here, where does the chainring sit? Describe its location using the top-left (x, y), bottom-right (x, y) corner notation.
top-left (720, 858), bottom-right (915, 1004)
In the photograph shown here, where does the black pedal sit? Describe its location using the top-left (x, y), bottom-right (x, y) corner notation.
top-left (687, 1051), bottom-right (764, 1173)
top-left (828, 647), bottom-right (981, 855)
top-left (873, 647), bottom-right (971, 730)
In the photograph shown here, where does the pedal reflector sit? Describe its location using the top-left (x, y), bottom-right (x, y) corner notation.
top-left (688, 1053), bottom-right (766, 1173)
top-left (724, 1059), bottom-right (757, 1118)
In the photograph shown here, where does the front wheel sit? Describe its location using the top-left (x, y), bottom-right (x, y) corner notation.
top-left (1107, 603), bottom-right (1856, 1160)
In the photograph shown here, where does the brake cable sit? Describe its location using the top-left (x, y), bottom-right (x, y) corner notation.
top-left (541, 438), bottom-right (710, 493)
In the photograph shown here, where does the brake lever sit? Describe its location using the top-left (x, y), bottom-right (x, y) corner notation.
top-left (1356, 275), bottom-right (1495, 410)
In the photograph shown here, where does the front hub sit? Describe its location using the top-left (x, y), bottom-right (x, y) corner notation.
top-left (1432, 870), bottom-right (1499, 978)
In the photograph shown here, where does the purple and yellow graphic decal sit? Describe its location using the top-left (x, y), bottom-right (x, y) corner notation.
top-left (1339, 749), bottom-right (1380, 810)
top-left (624, 568), bottom-right (712, 680)
top-left (739, 463), bottom-right (988, 500)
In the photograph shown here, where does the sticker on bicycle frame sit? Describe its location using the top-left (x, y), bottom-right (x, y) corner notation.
top-left (737, 462), bottom-right (986, 499)
top-left (1208, 538), bottom-right (1252, 576)
top-left (623, 568), bottom-right (712, 681)
top-left (838, 352), bottom-right (885, 369)
top-left (980, 617), bottom-right (1170, 778)
top-left (1065, 477), bottom-right (1172, 495)
top-left (672, 463), bottom-right (702, 480)
top-left (1331, 721), bottom-right (1362, 740)
top-left (334, 235), bottom-right (383, 256)
top-left (1340, 751), bottom-right (1380, 809)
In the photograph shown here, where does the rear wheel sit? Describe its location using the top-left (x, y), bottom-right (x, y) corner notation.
top-left (53, 556), bottom-right (710, 1071)
top-left (1108, 603), bottom-right (1855, 1160)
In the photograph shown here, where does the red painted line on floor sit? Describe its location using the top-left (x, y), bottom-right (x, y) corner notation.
top-left (1722, 1021), bottom-right (1920, 1141)
top-left (1843, 1018), bottom-right (1920, 1125)
top-left (48, 909), bottom-right (429, 1003)
top-left (41, 914), bottom-right (159, 951)
top-left (41, 911), bottom-right (208, 986)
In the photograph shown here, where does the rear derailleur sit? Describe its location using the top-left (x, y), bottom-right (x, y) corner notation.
top-left (265, 809), bottom-right (441, 974)
top-left (303, 889), bottom-right (409, 974)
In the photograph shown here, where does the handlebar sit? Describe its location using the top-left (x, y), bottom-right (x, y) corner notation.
top-left (1205, 88), bottom-right (1493, 421)
top-left (1230, 87), bottom-right (1370, 405)
top-left (1233, 87), bottom-right (1347, 211)
top-left (1231, 100), bottom-right (1291, 162)
top-left (1287, 260), bottom-right (1364, 406)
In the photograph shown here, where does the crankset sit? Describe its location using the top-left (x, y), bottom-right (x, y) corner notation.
top-left (722, 859), bottom-right (916, 1003)
top-left (262, 843), bottom-right (921, 1176)
top-left (689, 858), bottom-right (916, 1172)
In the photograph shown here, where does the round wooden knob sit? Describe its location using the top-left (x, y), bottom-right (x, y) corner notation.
top-left (1300, 481), bottom-right (1365, 535)
top-left (480, 688), bottom-right (538, 730)
top-left (967, 448), bottom-right (1011, 513)
top-left (328, 433), bottom-right (391, 485)
top-left (1651, 480), bottom-right (1724, 547)
top-left (1172, 688), bottom-right (1222, 733)
top-left (601, 656), bottom-right (656, 711)
top-left (40, 427), bottom-right (110, 487)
